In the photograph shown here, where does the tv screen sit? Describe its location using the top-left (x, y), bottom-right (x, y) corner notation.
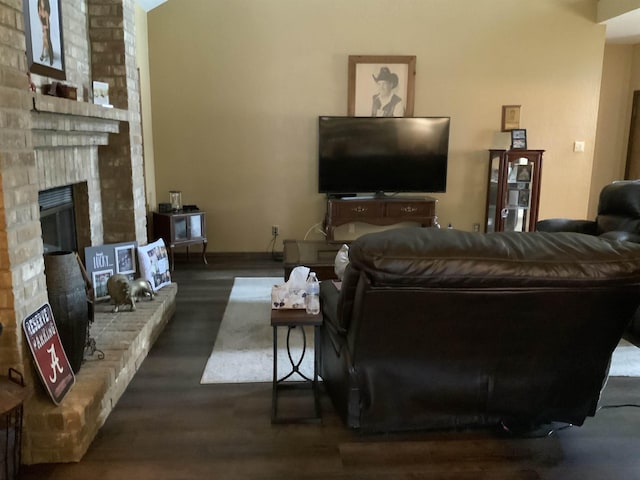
top-left (318, 116), bottom-right (450, 195)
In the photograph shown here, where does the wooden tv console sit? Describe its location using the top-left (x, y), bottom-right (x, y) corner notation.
top-left (324, 196), bottom-right (438, 241)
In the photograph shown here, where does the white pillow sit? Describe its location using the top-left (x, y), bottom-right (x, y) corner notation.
top-left (334, 244), bottom-right (350, 280)
top-left (137, 238), bottom-right (171, 291)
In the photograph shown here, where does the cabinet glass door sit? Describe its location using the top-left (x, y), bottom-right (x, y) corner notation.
top-left (189, 214), bottom-right (203, 238)
top-left (502, 157), bottom-right (535, 232)
top-left (486, 153), bottom-right (501, 233)
top-left (174, 217), bottom-right (188, 240)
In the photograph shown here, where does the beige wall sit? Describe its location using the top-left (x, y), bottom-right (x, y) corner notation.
top-left (147, 0), bottom-right (606, 252)
top-left (590, 43), bottom-right (640, 216)
top-left (633, 45), bottom-right (640, 86)
top-left (590, 44), bottom-right (634, 216)
top-left (598, 0), bottom-right (640, 21)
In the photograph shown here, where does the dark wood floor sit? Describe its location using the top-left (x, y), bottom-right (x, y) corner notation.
top-left (20, 255), bottom-right (640, 480)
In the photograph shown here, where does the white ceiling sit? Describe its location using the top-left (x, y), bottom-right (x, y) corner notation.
top-left (602, 8), bottom-right (640, 44)
top-left (135, 0), bottom-right (167, 12)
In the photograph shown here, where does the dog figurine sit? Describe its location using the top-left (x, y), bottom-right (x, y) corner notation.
top-left (106, 275), bottom-right (154, 312)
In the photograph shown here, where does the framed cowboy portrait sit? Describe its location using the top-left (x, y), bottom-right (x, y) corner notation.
top-left (23, 0), bottom-right (66, 80)
top-left (348, 55), bottom-right (416, 117)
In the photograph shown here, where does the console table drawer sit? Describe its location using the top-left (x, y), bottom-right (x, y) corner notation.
top-left (324, 197), bottom-right (437, 241)
top-left (386, 201), bottom-right (435, 218)
top-left (331, 202), bottom-right (384, 219)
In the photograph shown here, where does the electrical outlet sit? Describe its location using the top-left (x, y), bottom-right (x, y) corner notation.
top-left (473, 223), bottom-right (480, 232)
top-left (272, 225), bottom-right (279, 236)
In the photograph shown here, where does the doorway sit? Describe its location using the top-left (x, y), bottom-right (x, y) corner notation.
top-left (624, 90), bottom-right (640, 179)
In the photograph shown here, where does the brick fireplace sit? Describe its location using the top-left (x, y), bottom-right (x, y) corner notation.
top-left (0, 0), bottom-right (170, 465)
top-left (33, 100), bottom-right (123, 251)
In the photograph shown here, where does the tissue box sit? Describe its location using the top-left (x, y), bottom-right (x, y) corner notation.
top-left (271, 265), bottom-right (310, 309)
top-left (271, 284), bottom-right (306, 309)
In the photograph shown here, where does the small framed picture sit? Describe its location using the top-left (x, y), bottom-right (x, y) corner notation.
top-left (511, 129), bottom-right (527, 149)
top-left (115, 244), bottom-right (136, 275)
top-left (92, 268), bottom-right (113, 300)
top-left (92, 81), bottom-right (110, 106)
top-left (516, 164), bottom-right (532, 182)
top-left (501, 105), bottom-right (521, 131)
top-left (518, 189), bottom-right (530, 207)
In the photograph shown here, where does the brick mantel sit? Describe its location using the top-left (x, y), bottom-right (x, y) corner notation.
top-left (31, 104), bottom-right (122, 149)
top-left (31, 93), bottom-right (130, 122)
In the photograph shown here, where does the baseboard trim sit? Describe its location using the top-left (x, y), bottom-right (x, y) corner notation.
top-left (172, 251), bottom-right (282, 262)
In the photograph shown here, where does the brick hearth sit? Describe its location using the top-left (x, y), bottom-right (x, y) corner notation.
top-left (23, 283), bottom-right (177, 464)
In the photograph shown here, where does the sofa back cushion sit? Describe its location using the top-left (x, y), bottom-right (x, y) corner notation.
top-left (597, 180), bottom-right (640, 235)
top-left (337, 227), bottom-right (640, 331)
top-left (350, 228), bottom-right (640, 288)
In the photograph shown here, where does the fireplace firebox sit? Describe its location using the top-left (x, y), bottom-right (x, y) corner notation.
top-left (39, 186), bottom-right (78, 254)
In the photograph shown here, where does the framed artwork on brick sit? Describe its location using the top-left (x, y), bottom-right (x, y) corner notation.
top-left (23, 0), bottom-right (66, 80)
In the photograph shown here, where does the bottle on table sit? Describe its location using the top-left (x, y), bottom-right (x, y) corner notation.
top-left (305, 271), bottom-right (320, 315)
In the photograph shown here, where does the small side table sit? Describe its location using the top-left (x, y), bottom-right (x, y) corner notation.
top-left (271, 308), bottom-right (322, 424)
top-left (152, 211), bottom-right (208, 270)
top-left (0, 370), bottom-right (27, 480)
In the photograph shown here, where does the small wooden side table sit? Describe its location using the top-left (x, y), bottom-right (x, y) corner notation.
top-left (152, 211), bottom-right (208, 270)
top-left (271, 308), bottom-right (322, 424)
top-left (0, 370), bottom-right (27, 480)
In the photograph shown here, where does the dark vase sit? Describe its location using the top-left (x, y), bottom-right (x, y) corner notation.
top-left (44, 251), bottom-right (89, 374)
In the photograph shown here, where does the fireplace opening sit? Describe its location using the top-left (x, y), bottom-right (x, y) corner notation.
top-left (39, 186), bottom-right (78, 254)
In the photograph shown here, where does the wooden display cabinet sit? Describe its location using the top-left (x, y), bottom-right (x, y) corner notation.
top-left (153, 211), bottom-right (208, 270)
top-left (485, 149), bottom-right (544, 233)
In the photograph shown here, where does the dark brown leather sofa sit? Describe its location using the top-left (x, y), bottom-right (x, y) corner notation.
top-left (536, 180), bottom-right (640, 243)
top-left (319, 227), bottom-right (640, 433)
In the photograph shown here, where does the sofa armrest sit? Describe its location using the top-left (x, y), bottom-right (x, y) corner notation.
top-left (536, 218), bottom-right (597, 235)
top-left (320, 280), bottom-right (345, 335)
top-left (600, 230), bottom-right (640, 244)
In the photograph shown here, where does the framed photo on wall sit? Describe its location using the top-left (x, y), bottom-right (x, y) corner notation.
top-left (501, 105), bottom-right (521, 131)
top-left (23, 0), bottom-right (66, 80)
top-left (348, 55), bottom-right (416, 117)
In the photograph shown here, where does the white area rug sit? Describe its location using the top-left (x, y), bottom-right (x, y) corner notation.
top-left (200, 277), bottom-right (640, 383)
top-left (200, 277), bottom-right (315, 384)
top-left (609, 338), bottom-right (640, 377)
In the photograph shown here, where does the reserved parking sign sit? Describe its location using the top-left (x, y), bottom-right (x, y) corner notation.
top-left (23, 303), bottom-right (75, 404)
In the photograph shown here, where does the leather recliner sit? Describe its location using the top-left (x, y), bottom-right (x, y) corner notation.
top-left (319, 227), bottom-right (640, 434)
top-left (536, 180), bottom-right (640, 243)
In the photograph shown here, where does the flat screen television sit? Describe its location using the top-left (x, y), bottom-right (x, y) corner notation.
top-left (318, 116), bottom-right (450, 196)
